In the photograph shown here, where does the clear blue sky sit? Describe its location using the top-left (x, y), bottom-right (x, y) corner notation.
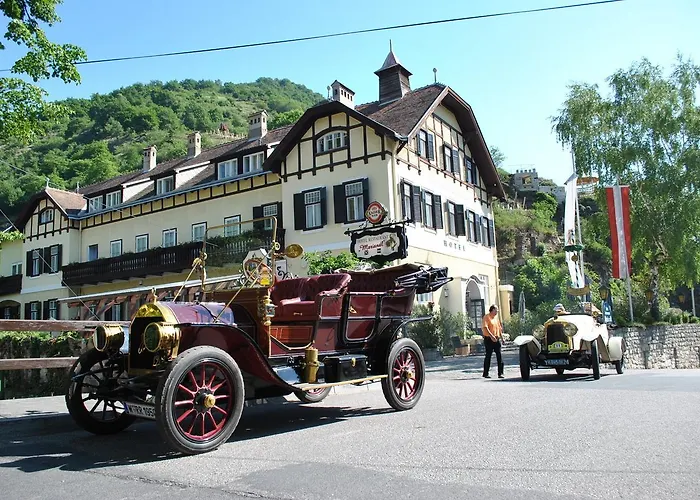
top-left (5, 0), bottom-right (699, 184)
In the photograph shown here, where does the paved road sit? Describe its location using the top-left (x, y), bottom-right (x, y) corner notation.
top-left (1, 354), bottom-right (699, 500)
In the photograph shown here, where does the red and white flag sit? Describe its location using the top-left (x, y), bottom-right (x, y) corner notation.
top-left (605, 185), bottom-right (632, 279)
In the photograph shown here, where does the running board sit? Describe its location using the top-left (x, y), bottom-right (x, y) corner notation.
top-left (294, 374), bottom-right (387, 391)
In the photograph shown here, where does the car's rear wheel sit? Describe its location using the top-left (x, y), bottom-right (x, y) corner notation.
top-left (381, 338), bottom-right (425, 411)
top-left (591, 341), bottom-right (601, 380)
top-left (519, 345), bottom-right (531, 381)
top-left (294, 387), bottom-right (331, 403)
top-left (614, 356), bottom-right (624, 374)
top-left (65, 348), bottom-right (135, 435)
top-left (555, 367), bottom-right (565, 376)
top-left (156, 346), bottom-right (244, 455)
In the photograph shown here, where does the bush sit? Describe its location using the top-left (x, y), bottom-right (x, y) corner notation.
top-left (663, 308), bottom-right (683, 325)
top-left (406, 305), bottom-right (469, 356)
top-left (689, 316), bottom-right (699, 324)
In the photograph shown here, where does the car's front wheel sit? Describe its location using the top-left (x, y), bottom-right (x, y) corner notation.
top-left (156, 346), bottom-right (245, 455)
top-left (381, 338), bottom-right (425, 411)
top-left (294, 387), bottom-right (331, 403)
top-left (519, 345), bottom-right (531, 381)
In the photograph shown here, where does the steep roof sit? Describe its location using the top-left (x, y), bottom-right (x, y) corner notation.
top-left (356, 84), bottom-right (446, 136)
top-left (14, 187), bottom-right (86, 230)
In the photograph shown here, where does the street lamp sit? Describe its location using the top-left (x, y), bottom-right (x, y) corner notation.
top-left (679, 294), bottom-right (686, 305)
top-left (599, 286), bottom-right (609, 302)
top-left (645, 288), bottom-right (653, 303)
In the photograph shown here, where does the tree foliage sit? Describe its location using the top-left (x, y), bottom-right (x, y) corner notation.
top-left (553, 56), bottom-right (700, 318)
top-left (0, 0), bottom-right (87, 142)
top-left (303, 251), bottom-right (369, 275)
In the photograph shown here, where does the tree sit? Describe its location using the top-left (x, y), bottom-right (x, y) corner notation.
top-left (553, 56), bottom-right (700, 320)
top-left (302, 251), bottom-right (367, 275)
top-left (1, 1), bottom-right (86, 142)
top-left (489, 146), bottom-right (506, 168)
top-left (269, 109), bottom-right (303, 129)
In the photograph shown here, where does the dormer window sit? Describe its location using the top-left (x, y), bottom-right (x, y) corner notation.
top-left (242, 152), bottom-right (264, 174)
top-left (156, 176), bottom-right (174, 195)
top-left (39, 208), bottom-right (54, 224)
top-left (316, 131), bottom-right (348, 154)
top-left (105, 191), bottom-right (122, 208)
top-left (218, 159), bottom-right (238, 180)
top-left (88, 196), bottom-right (102, 213)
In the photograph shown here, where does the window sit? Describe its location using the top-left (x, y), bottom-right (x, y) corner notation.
top-left (218, 159), bottom-right (237, 179)
top-left (423, 192), bottom-right (434, 228)
top-left (192, 222), bottom-right (207, 242)
top-left (39, 209), bottom-right (54, 224)
top-left (447, 201), bottom-right (457, 236)
top-left (467, 211), bottom-right (479, 242)
top-left (446, 201), bottom-right (466, 237)
top-left (316, 131), bottom-right (348, 154)
top-left (105, 191), bottom-right (122, 208)
top-left (421, 191), bottom-right (443, 230)
top-left (242, 152), bottom-right (264, 174)
top-left (416, 291), bottom-right (433, 303)
top-left (3, 307), bottom-right (10, 319)
top-left (49, 245), bottom-right (60, 273)
top-left (30, 301), bottom-right (40, 320)
top-left (110, 240), bottom-right (122, 257)
top-left (401, 181), bottom-right (413, 221)
top-left (31, 249), bottom-right (41, 276)
top-left (305, 190), bottom-right (322, 229)
top-left (87, 244), bottom-right (99, 261)
top-left (11, 262), bottom-right (22, 276)
top-left (224, 216), bottom-right (241, 237)
top-left (465, 156), bottom-right (478, 185)
top-left (416, 129), bottom-right (435, 160)
top-left (443, 146), bottom-right (459, 176)
top-left (135, 234), bottom-right (149, 253)
top-left (156, 176), bottom-right (174, 195)
top-left (293, 188), bottom-right (327, 231)
top-left (48, 300), bottom-right (58, 320)
top-left (88, 197), bottom-right (102, 213)
top-left (333, 178), bottom-right (368, 223)
top-left (262, 204), bottom-right (277, 230)
top-left (107, 303), bottom-right (122, 321)
top-left (482, 218), bottom-right (495, 247)
top-left (163, 229), bottom-right (177, 247)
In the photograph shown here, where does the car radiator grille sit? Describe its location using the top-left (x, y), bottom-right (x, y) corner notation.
top-left (544, 324), bottom-right (569, 352)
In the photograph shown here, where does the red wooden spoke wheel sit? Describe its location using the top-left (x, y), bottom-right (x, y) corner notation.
top-left (381, 338), bottom-right (425, 411)
top-left (156, 346), bottom-right (244, 454)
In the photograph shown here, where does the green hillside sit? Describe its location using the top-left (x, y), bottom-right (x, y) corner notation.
top-left (0, 78), bottom-right (324, 223)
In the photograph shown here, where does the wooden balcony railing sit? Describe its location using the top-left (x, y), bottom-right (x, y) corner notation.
top-left (61, 229), bottom-right (285, 287)
top-left (0, 274), bottom-right (22, 296)
top-left (62, 242), bottom-right (204, 286)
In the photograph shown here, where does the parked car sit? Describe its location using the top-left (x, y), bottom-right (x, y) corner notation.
top-left (513, 303), bottom-right (625, 380)
top-left (66, 216), bottom-right (451, 454)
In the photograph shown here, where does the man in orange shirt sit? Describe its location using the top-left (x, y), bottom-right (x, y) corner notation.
top-left (482, 304), bottom-right (504, 379)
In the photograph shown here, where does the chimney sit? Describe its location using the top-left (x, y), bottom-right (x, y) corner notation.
top-left (187, 131), bottom-right (201, 158)
top-left (142, 145), bottom-right (157, 172)
top-left (330, 80), bottom-right (355, 108)
top-left (248, 110), bottom-right (268, 140)
top-left (375, 42), bottom-right (412, 104)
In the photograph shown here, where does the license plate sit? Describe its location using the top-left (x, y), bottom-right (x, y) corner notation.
top-left (545, 358), bottom-right (568, 366)
top-left (124, 402), bottom-right (156, 419)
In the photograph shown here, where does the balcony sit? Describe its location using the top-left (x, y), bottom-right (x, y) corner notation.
top-left (62, 229), bottom-right (285, 287)
top-left (0, 274), bottom-right (22, 296)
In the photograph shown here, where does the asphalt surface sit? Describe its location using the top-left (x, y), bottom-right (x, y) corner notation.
top-left (1, 352), bottom-right (699, 500)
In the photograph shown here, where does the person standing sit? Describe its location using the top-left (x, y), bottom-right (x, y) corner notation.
top-left (482, 304), bottom-right (504, 379)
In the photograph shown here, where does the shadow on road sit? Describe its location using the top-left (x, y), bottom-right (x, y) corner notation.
top-left (0, 403), bottom-right (394, 473)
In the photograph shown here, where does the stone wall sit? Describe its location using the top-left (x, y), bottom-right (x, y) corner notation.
top-left (616, 325), bottom-right (700, 369)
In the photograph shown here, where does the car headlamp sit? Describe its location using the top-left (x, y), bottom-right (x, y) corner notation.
top-left (93, 324), bottom-right (125, 352)
top-left (533, 325), bottom-right (545, 340)
top-left (143, 322), bottom-right (180, 353)
top-left (563, 323), bottom-right (578, 337)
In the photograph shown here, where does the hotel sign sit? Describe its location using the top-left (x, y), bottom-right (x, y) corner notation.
top-left (350, 225), bottom-right (408, 264)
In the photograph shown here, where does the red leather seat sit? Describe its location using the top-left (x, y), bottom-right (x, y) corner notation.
top-left (272, 274), bottom-right (351, 321)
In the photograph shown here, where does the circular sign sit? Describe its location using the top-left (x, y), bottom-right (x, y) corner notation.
top-left (365, 201), bottom-right (387, 225)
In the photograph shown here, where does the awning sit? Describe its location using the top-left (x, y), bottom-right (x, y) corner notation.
top-left (59, 274), bottom-right (242, 306)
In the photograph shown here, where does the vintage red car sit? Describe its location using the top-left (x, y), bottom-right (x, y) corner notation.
top-left (66, 216), bottom-right (451, 454)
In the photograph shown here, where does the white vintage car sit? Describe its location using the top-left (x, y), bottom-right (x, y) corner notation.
top-left (514, 304), bottom-right (625, 380)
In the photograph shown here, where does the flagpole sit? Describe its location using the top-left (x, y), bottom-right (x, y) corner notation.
top-left (571, 149), bottom-right (585, 295)
top-left (615, 176), bottom-right (634, 323)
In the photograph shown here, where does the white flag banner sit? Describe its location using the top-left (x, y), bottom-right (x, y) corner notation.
top-left (564, 174), bottom-right (583, 288)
